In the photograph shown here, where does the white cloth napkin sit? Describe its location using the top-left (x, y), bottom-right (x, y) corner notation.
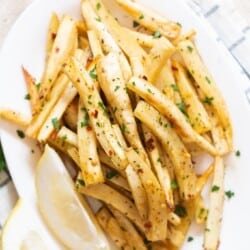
top-left (0, 0), bottom-right (250, 232)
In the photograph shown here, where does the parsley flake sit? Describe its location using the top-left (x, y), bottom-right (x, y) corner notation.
top-left (187, 236), bottom-right (194, 242)
top-left (96, 2), bottom-right (101, 9)
top-left (205, 76), bottom-right (211, 84)
top-left (171, 84), bottom-right (179, 91)
top-left (16, 130), bottom-right (25, 139)
top-left (152, 31), bottom-right (161, 38)
top-left (0, 143), bottom-right (6, 171)
top-left (235, 150), bottom-right (241, 157)
top-left (211, 185), bottom-right (220, 192)
top-left (139, 13), bottom-right (144, 19)
top-left (203, 96), bottom-right (214, 105)
top-left (171, 180), bottom-right (178, 190)
top-left (106, 170), bottom-right (119, 179)
top-left (89, 66), bottom-right (98, 79)
top-left (174, 205), bottom-right (187, 218)
top-left (225, 190), bottom-right (235, 199)
top-left (133, 20), bottom-right (140, 28)
top-left (187, 46), bottom-right (193, 52)
top-left (24, 93), bottom-right (30, 100)
top-left (52, 117), bottom-right (60, 131)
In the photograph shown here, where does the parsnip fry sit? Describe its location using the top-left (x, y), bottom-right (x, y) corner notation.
top-left (97, 53), bottom-right (145, 154)
top-left (81, 0), bottom-right (132, 81)
top-left (57, 126), bottom-right (78, 148)
top-left (102, 165), bottom-right (130, 191)
top-left (172, 60), bottom-right (211, 134)
top-left (96, 207), bottom-right (130, 250)
top-left (78, 183), bottom-right (144, 232)
top-left (126, 148), bottom-right (168, 241)
top-left (87, 30), bottom-right (104, 58)
top-left (26, 73), bottom-right (69, 138)
top-left (125, 164), bottom-right (148, 220)
top-left (127, 77), bottom-right (217, 155)
top-left (40, 15), bottom-right (77, 103)
top-left (143, 125), bottom-right (174, 208)
top-left (46, 12), bottom-right (60, 62)
top-left (204, 157), bottom-right (224, 250)
top-left (88, 0), bottom-right (147, 77)
top-left (77, 98), bottom-right (104, 185)
top-left (63, 97), bottom-right (78, 131)
top-left (109, 207), bottom-right (147, 250)
top-left (155, 60), bottom-right (181, 104)
top-left (114, 0), bottom-right (181, 39)
top-left (146, 37), bottom-right (175, 83)
top-left (178, 40), bottom-right (233, 150)
top-left (0, 108), bottom-right (31, 127)
top-left (22, 67), bottom-right (39, 113)
top-left (134, 101), bottom-right (197, 200)
top-left (37, 82), bottom-right (77, 142)
top-left (64, 57), bottom-right (128, 169)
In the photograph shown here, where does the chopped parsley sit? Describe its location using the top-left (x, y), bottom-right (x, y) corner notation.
top-left (187, 46), bottom-right (193, 52)
top-left (152, 31), bottom-right (161, 38)
top-left (205, 76), bottom-right (211, 84)
top-left (187, 236), bottom-right (194, 242)
top-left (61, 135), bottom-right (67, 146)
top-left (24, 93), bottom-right (30, 100)
top-left (98, 101), bottom-right (108, 116)
top-left (106, 169), bottom-right (119, 179)
top-left (36, 83), bottom-right (41, 91)
top-left (52, 117), bottom-right (60, 131)
top-left (89, 66), bottom-right (98, 79)
top-left (121, 124), bottom-right (126, 134)
top-left (133, 20), bottom-right (140, 28)
top-left (0, 143), bottom-right (6, 171)
top-left (95, 16), bottom-right (101, 22)
top-left (96, 2), bottom-right (101, 10)
top-left (225, 190), bottom-right (235, 199)
top-left (203, 96), bottom-right (214, 105)
top-left (171, 180), bottom-right (178, 190)
top-left (81, 112), bottom-right (90, 127)
top-left (16, 130), bottom-right (25, 139)
top-left (164, 123), bottom-right (168, 128)
top-left (114, 85), bottom-right (120, 92)
top-left (171, 84), bottom-right (179, 92)
top-left (147, 88), bottom-right (153, 94)
top-left (174, 205), bottom-right (187, 218)
top-left (177, 101), bottom-right (187, 115)
top-left (211, 185), bottom-right (220, 192)
top-left (235, 150), bottom-right (241, 157)
top-left (139, 13), bottom-right (144, 19)
top-left (76, 179), bottom-right (85, 186)
top-left (176, 22), bottom-right (182, 27)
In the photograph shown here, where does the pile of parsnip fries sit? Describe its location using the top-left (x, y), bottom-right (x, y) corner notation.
top-left (0, 0), bottom-right (233, 249)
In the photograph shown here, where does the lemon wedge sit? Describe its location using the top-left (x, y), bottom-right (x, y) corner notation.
top-left (35, 144), bottom-right (109, 250)
top-left (1, 198), bottom-right (60, 250)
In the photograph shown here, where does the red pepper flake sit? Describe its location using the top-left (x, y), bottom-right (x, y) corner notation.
top-left (51, 32), bottom-right (56, 39)
top-left (76, 78), bottom-right (80, 83)
top-left (86, 126), bottom-right (92, 131)
top-left (172, 66), bottom-right (178, 71)
top-left (55, 47), bottom-right (60, 53)
top-left (137, 169), bottom-right (144, 174)
top-left (144, 221), bottom-right (152, 229)
top-left (142, 75), bottom-right (148, 81)
top-left (108, 150), bottom-right (113, 156)
top-left (91, 110), bottom-right (98, 118)
top-left (146, 138), bottom-right (155, 151)
top-left (86, 57), bottom-right (94, 68)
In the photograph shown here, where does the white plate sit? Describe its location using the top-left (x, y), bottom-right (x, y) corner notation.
top-left (1, 0), bottom-right (250, 249)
